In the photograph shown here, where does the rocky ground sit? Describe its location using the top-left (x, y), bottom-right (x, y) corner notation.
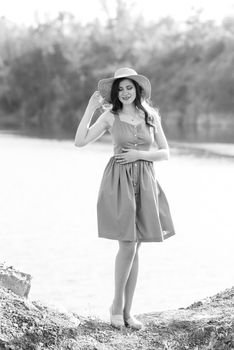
top-left (0, 286), bottom-right (234, 350)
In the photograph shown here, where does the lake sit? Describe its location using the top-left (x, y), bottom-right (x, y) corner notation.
top-left (0, 133), bottom-right (234, 320)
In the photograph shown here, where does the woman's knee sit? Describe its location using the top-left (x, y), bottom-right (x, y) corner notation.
top-left (136, 242), bottom-right (141, 251)
top-left (118, 241), bottom-right (137, 259)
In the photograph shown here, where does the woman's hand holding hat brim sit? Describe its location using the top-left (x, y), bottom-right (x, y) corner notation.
top-left (88, 91), bottom-right (104, 110)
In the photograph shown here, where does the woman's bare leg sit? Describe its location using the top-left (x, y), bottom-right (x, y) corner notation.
top-left (123, 242), bottom-right (141, 319)
top-left (112, 241), bottom-right (137, 315)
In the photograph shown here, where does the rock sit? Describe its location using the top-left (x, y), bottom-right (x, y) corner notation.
top-left (0, 262), bottom-right (32, 298)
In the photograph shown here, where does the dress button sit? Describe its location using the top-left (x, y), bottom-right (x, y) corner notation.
top-left (134, 143), bottom-right (137, 146)
top-left (134, 163), bottom-right (137, 167)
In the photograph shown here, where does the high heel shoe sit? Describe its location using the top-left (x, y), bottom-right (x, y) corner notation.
top-left (124, 316), bottom-right (144, 330)
top-left (109, 306), bottom-right (124, 329)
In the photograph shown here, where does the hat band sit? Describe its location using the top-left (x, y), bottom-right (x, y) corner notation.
top-left (114, 73), bottom-right (137, 79)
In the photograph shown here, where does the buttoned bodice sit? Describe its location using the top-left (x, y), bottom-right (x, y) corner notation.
top-left (109, 114), bottom-right (154, 154)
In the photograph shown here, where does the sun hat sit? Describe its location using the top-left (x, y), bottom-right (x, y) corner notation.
top-left (98, 67), bottom-right (151, 103)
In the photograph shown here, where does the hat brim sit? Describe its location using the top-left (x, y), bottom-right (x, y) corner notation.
top-left (98, 74), bottom-right (151, 103)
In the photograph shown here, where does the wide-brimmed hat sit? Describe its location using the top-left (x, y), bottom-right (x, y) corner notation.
top-left (98, 67), bottom-right (151, 103)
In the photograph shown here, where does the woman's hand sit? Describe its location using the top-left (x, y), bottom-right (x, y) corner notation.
top-left (88, 91), bottom-right (104, 111)
top-left (115, 148), bottom-right (140, 164)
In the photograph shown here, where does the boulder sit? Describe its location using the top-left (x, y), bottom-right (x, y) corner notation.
top-left (0, 262), bottom-right (32, 298)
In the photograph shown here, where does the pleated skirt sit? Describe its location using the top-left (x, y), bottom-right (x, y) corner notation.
top-left (97, 157), bottom-right (175, 242)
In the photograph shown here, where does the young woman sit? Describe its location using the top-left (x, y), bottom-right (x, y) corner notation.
top-left (75, 67), bottom-right (175, 329)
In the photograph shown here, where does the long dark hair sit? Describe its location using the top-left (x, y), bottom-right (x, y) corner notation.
top-left (109, 78), bottom-right (154, 127)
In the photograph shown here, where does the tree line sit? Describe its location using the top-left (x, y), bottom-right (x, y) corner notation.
top-left (0, 2), bottom-right (234, 138)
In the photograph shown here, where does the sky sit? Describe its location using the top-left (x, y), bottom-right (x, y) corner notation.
top-left (1, 0), bottom-right (234, 26)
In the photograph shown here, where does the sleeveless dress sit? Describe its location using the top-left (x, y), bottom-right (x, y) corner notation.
top-left (97, 113), bottom-right (176, 242)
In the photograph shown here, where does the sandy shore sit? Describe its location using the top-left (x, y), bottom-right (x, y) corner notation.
top-left (170, 141), bottom-right (234, 158)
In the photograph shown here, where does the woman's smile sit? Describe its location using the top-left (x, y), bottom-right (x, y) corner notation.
top-left (121, 95), bottom-right (132, 101)
top-left (118, 79), bottom-right (136, 104)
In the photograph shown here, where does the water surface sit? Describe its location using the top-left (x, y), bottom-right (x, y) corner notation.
top-left (1, 134), bottom-right (234, 319)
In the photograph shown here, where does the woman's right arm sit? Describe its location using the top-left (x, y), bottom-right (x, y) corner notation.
top-left (74, 91), bottom-right (110, 147)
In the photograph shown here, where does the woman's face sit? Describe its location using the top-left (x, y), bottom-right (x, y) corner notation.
top-left (118, 79), bottom-right (136, 105)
